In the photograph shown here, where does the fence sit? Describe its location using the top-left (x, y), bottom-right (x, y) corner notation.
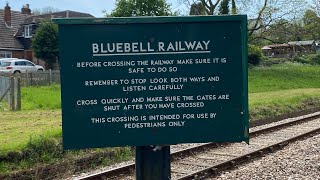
top-left (0, 76), bottom-right (21, 111)
top-left (19, 70), bottom-right (60, 87)
top-left (0, 70), bottom-right (60, 110)
top-left (0, 70), bottom-right (60, 87)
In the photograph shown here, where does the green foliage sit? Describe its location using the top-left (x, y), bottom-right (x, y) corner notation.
top-left (302, 9), bottom-right (320, 40)
top-left (248, 44), bottom-right (263, 65)
top-left (292, 53), bottom-right (320, 65)
top-left (189, 2), bottom-right (206, 15)
top-left (260, 58), bottom-right (288, 66)
top-left (22, 131), bottom-right (63, 162)
top-left (219, 0), bottom-right (229, 15)
top-left (292, 55), bottom-right (311, 64)
top-left (309, 53), bottom-right (320, 65)
top-left (109, 0), bottom-right (173, 17)
top-left (261, 19), bottom-right (305, 44)
top-left (32, 20), bottom-right (58, 70)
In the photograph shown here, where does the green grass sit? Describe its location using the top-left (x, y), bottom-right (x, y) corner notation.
top-left (21, 84), bottom-right (61, 110)
top-left (249, 63), bottom-right (320, 93)
top-left (249, 89), bottom-right (320, 120)
top-left (0, 110), bottom-right (61, 156)
top-left (0, 145), bottom-right (133, 175)
top-left (249, 88), bottom-right (320, 106)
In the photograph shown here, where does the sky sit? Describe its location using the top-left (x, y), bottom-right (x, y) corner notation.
top-left (0, 0), bottom-right (315, 18)
top-left (0, 0), bottom-right (184, 17)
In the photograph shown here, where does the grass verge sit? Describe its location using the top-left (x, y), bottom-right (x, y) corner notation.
top-left (21, 84), bottom-right (61, 110)
top-left (0, 110), bottom-right (61, 155)
top-left (249, 63), bottom-right (320, 93)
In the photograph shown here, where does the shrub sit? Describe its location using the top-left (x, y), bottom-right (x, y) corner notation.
top-left (309, 53), bottom-right (320, 65)
top-left (292, 56), bottom-right (310, 64)
top-left (248, 44), bottom-right (263, 65)
top-left (292, 53), bottom-right (320, 65)
top-left (24, 134), bottom-right (63, 162)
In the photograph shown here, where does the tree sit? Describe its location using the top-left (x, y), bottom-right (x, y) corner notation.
top-left (219, 0), bottom-right (229, 15)
top-left (184, 0), bottom-right (307, 43)
top-left (258, 19), bottom-right (305, 44)
top-left (302, 9), bottom-right (320, 40)
top-left (189, 2), bottom-right (206, 15)
top-left (32, 6), bottom-right (60, 15)
top-left (231, 0), bottom-right (236, 14)
top-left (186, 0), bottom-right (236, 15)
top-left (311, 0), bottom-right (320, 16)
top-left (32, 20), bottom-right (59, 70)
top-left (108, 0), bottom-right (173, 17)
top-left (233, 0), bottom-right (307, 38)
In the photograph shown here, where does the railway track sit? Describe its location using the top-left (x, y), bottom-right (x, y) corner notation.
top-left (76, 112), bottom-right (320, 180)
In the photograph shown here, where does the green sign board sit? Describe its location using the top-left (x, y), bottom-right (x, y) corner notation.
top-left (54, 16), bottom-right (249, 150)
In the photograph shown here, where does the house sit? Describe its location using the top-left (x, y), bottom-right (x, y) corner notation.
top-left (0, 3), bottom-right (31, 59)
top-left (262, 40), bottom-right (320, 58)
top-left (261, 44), bottom-right (291, 58)
top-left (0, 3), bottom-right (94, 69)
top-left (287, 40), bottom-right (317, 55)
top-left (15, 9), bottom-right (94, 66)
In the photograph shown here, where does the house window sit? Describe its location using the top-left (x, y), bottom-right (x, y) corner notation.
top-left (24, 25), bottom-right (33, 38)
top-left (0, 51), bottom-right (12, 58)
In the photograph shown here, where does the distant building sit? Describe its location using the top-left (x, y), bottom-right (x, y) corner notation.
top-left (262, 44), bottom-right (291, 58)
top-left (0, 3), bottom-right (30, 59)
top-left (287, 40), bottom-right (317, 55)
top-left (262, 40), bottom-right (320, 58)
top-left (0, 3), bottom-right (94, 69)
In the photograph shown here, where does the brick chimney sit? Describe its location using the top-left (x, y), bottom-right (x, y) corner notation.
top-left (4, 3), bottom-right (11, 27)
top-left (21, 4), bottom-right (31, 15)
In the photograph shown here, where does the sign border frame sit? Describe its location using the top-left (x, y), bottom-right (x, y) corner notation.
top-left (54, 15), bottom-right (249, 148)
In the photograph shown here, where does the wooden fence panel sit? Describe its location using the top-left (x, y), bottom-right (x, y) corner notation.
top-left (19, 70), bottom-right (60, 87)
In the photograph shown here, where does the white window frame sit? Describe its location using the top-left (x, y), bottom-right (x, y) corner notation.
top-left (24, 25), bottom-right (32, 38)
top-left (0, 51), bottom-right (12, 58)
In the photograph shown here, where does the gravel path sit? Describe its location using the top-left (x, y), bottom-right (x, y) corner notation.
top-left (215, 134), bottom-right (320, 180)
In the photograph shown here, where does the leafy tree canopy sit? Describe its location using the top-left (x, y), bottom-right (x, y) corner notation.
top-left (219, 0), bottom-right (229, 15)
top-left (32, 20), bottom-right (58, 69)
top-left (302, 9), bottom-right (320, 40)
top-left (189, 2), bottom-right (206, 15)
top-left (108, 0), bottom-right (173, 17)
top-left (32, 6), bottom-right (60, 15)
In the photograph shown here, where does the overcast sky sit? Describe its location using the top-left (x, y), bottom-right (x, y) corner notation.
top-left (0, 0), bottom-right (184, 17)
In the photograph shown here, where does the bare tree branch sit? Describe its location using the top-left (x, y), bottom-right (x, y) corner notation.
top-left (248, 0), bottom-right (268, 36)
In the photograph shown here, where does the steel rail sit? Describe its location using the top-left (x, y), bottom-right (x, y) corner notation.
top-left (78, 113), bottom-right (320, 180)
top-left (177, 127), bottom-right (320, 180)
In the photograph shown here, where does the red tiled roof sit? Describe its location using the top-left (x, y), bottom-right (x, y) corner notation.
top-left (0, 9), bottom-right (30, 49)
